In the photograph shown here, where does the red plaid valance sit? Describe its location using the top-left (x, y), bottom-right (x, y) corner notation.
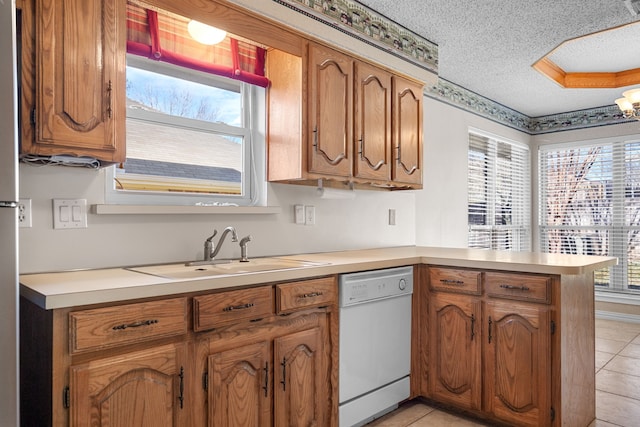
top-left (126, 2), bottom-right (269, 87)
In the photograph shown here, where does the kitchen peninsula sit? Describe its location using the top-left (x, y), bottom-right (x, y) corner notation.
top-left (20, 246), bottom-right (616, 427)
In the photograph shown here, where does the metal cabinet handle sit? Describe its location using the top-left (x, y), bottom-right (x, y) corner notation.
top-left (106, 80), bottom-right (113, 119)
top-left (300, 292), bottom-right (323, 299)
top-left (280, 357), bottom-right (287, 391)
top-left (223, 303), bottom-right (254, 312)
top-left (499, 284), bottom-right (530, 291)
top-left (263, 362), bottom-right (269, 397)
top-left (440, 279), bottom-right (465, 286)
top-left (112, 319), bottom-right (158, 330)
top-left (488, 316), bottom-right (493, 344)
top-left (470, 314), bottom-right (476, 341)
top-left (178, 366), bottom-right (184, 409)
top-left (313, 126), bottom-right (318, 150)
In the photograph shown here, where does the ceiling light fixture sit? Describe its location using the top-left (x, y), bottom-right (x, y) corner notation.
top-left (615, 88), bottom-right (640, 120)
top-left (187, 20), bottom-right (227, 45)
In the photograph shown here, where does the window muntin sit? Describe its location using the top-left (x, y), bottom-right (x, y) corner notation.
top-left (538, 139), bottom-right (640, 293)
top-left (468, 131), bottom-right (530, 251)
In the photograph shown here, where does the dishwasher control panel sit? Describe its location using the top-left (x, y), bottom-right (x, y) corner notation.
top-left (339, 266), bottom-right (413, 307)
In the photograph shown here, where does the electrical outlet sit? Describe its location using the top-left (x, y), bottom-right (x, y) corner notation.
top-left (18, 199), bottom-right (32, 228)
top-left (305, 205), bottom-right (316, 225)
top-left (389, 209), bottom-right (396, 226)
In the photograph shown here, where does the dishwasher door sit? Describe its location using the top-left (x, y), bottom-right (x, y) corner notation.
top-left (339, 293), bottom-right (412, 404)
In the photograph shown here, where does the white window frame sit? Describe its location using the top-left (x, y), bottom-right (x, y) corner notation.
top-left (467, 128), bottom-right (531, 251)
top-left (537, 135), bottom-right (640, 295)
top-left (105, 56), bottom-right (267, 207)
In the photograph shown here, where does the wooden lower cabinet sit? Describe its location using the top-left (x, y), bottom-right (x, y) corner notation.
top-left (202, 316), bottom-right (329, 427)
top-left (208, 341), bottom-right (271, 427)
top-left (428, 292), bottom-right (482, 411)
top-left (69, 343), bottom-right (189, 427)
top-left (421, 266), bottom-right (557, 427)
top-left (273, 327), bottom-right (324, 427)
top-left (20, 277), bottom-right (338, 427)
top-left (484, 300), bottom-right (551, 427)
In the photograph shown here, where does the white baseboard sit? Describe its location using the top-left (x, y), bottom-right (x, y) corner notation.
top-left (595, 310), bottom-right (640, 324)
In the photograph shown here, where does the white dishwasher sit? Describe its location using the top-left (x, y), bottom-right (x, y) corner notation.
top-left (339, 266), bottom-right (413, 427)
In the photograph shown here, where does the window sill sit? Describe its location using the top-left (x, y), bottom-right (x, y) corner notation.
top-left (92, 204), bottom-right (281, 215)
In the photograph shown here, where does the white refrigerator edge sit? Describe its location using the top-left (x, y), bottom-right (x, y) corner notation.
top-left (0, 0), bottom-right (20, 424)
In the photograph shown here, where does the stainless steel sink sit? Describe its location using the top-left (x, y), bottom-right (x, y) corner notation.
top-left (126, 257), bottom-right (329, 279)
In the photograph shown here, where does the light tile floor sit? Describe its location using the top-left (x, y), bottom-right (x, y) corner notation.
top-left (366, 318), bottom-right (640, 427)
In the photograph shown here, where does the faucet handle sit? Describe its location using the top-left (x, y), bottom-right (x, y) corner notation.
top-left (206, 230), bottom-right (218, 242)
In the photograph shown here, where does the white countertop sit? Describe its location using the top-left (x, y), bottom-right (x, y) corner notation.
top-left (20, 246), bottom-right (617, 309)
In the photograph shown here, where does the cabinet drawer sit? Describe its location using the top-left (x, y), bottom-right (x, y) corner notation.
top-left (276, 277), bottom-right (336, 314)
top-left (69, 297), bottom-right (188, 353)
top-left (485, 272), bottom-right (551, 304)
top-left (193, 286), bottom-right (274, 332)
top-left (429, 267), bottom-right (482, 295)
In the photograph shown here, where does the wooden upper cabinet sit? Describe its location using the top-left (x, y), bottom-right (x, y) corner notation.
top-left (392, 76), bottom-right (423, 186)
top-left (25, 0), bottom-right (126, 162)
top-left (353, 62), bottom-right (392, 182)
top-left (307, 43), bottom-right (353, 178)
top-left (267, 41), bottom-right (423, 189)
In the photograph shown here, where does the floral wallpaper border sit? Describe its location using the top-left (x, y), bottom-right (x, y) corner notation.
top-left (427, 79), bottom-right (631, 135)
top-left (273, 0), bottom-right (630, 135)
top-left (273, 0), bottom-right (438, 74)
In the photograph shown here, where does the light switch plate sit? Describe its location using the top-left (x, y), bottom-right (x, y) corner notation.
top-left (53, 199), bottom-right (88, 229)
top-left (294, 204), bottom-right (305, 224)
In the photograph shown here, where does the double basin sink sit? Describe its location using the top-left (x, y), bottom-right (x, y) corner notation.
top-left (126, 257), bottom-right (329, 280)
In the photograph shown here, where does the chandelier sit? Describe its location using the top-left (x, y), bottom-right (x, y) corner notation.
top-left (615, 88), bottom-right (640, 120)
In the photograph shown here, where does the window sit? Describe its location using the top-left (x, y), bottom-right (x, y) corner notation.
top-left (539, 138), bottom-right (640, 293)
top-left (467, 130), bottom-right (531, 251)
top-left (106, 58), bottom-right (265, 206)
top-left (105, 2), bottom-right (268, 207)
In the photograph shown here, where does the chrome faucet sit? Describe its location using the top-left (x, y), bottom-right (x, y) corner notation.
top-left (205, 226), bottom-right (238, 261)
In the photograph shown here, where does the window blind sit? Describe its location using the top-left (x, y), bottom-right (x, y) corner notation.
top-left (539, 140), bottom-right (640, 293)
top-left (467, 132), bottom-right (530, 251)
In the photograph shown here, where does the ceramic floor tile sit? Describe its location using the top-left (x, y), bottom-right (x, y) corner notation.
top-left (597, 369), bottom-right (640, 400)
top-left (366, 402), bottom-right (435, 427)
top-left (596, 390), bottom-right (640, 427)
top-left (596, 338), bottom-right (628, 354)
top-left (409, 409), bottom-right (489, 427)
top-left (589, 420), bottom-right (625, 427)
top-left (619, 343), bottom-right (640, 359)
top-left (604, 355), bottom-right (640, 376)
top-left (633, 335), bottom-right (640, 345)
top-left (596, 351), bottom-right (616, 369)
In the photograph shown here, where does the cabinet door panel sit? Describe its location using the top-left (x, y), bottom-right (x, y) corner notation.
top-left (429, 293), bottom-right (482, 410)
top-left (32, 0), bottom-right (125, 161)
top-left (354, 62), bottom-right (391, 181)
top-left (70, 343), bottom-right (185, 427)
top-left (274, 327), bottom-right (324, 427)
top-left (209, 341), bottom-right (270, 427)
top-left (308, 43), bottom-right (352, 177)
top-left (392, 76), bottom-right (422, 186)
top-left (485, 301), bottom-right (551, 427)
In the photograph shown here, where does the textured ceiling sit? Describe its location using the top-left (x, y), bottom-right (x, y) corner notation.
top-left (356, 0), bottom-right (640, 117)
